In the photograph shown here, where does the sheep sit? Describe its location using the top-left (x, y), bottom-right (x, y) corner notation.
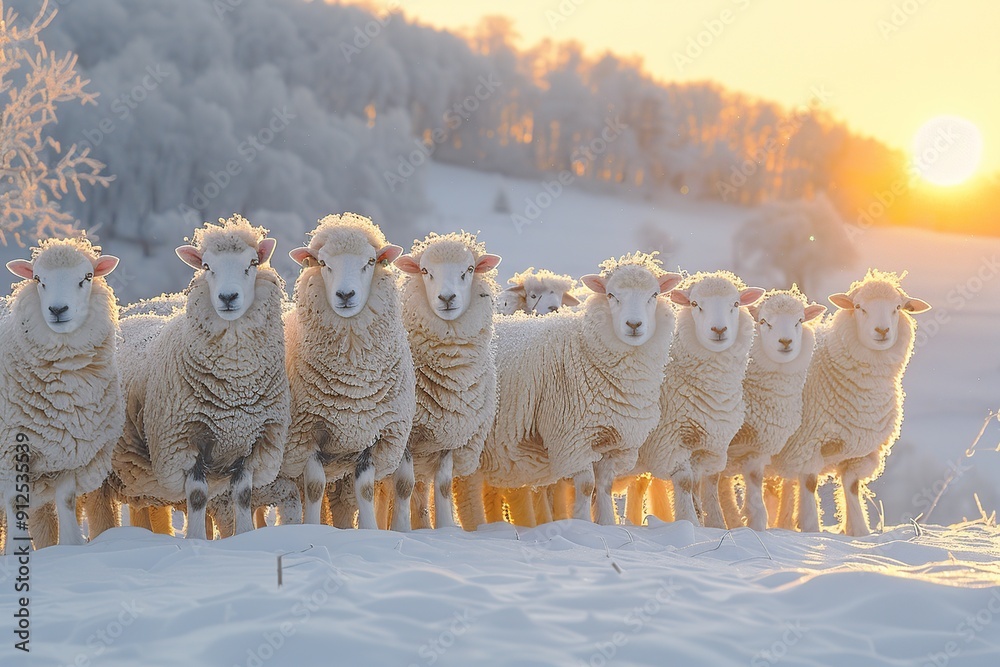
top-left (717, 287), bottom-right (826, 531)
top-left (768, 270), bottom-right (931, 536)
top-left (1, 237), bottom-right (123, 553)
top-left (103, 215), bottom-right (290, 540)
top-left (394, 231), bottom-right (502, 529)
top-left (626, 271), bottom-right (763, 528)
top-left (279, 213), bottom-right (415, 531)
top-left (475, 252), bottom-right (682, 526)
top-left (497, 267), bottom-right (580, 315)
top-left (206, 477), bottom-right (302, 537)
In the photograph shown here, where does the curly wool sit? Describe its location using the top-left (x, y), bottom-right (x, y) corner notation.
top-left (481, 284), bottom-right (675, 487)
top-left (0, 243), bottom-right (123, 506)
top-left (497, 268), bottom-right (577, 315)
top-left (281, 227), bottom-right (415, 483)
top-left (401, 233), bottom-right (499, 477)
top-left (769, 278), bottom-right (917, 484)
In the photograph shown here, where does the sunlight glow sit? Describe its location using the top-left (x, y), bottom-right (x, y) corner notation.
top-left (911, 116), bottom-right (984, 187)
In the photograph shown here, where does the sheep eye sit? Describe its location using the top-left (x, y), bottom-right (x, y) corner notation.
top-left (33, 275), bottom-right (40, 282)
top-left (797, 318), bottom-right (804, 325)
top-left (318, 260), bottom-right (327, 267)
top-left (202, 263), bottom-right (210, 271)
top-left (79, 272), bottom-right (94, 288)
top-left (420, 268), bottom-right (428, 275)
top-left (467, 266), bottom-right (475, 274)
top-left (368, 258), bottom-right (376, 266)
top-left (529, 294), bottom-right (537, 300)
top-left (733, 301), bottom-right (739, 308)
top-left (250, 258), bottom-right (259, 267)
top-left (690, 300), bottom-right (698, 308)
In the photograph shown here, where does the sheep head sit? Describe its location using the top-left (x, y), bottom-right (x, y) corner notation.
top-left (582, 252), bottom-right (681, 347)
top-left (290, 213), bottom-right (402, 318)
top-left (828, 269), bottom-right (931, 351)
top-left (175, 214), bottom-right (276, 322)
top-left (671, 272), bottom-right (764, 352)
top-left (502, 268), bottom-right (579, 315)
top-left (395, 232), bottom-right (501, 322)
top-left (7, 237), bottom-right (119, 334)
top-left (749, 287), bottom-right (826, 364)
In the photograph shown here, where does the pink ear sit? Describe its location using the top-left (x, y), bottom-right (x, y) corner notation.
top-left (658, 272), bottom-right (683, 294)
top-left (804, 303), bottom-right (827, 322)
top-left (669, 289), bottom-right (692, 306)
top-left (903, 298), bottom-right (931, 314)
top-left (503, 284), bottom-right (526, 296)
top-left (828, 293), bottom-right (854, 310)
top-left (377, 244), bottom-right (404, 264)
top-left (474, 253), bottom-right (502, 273)
top-left (6, 259), bottom-right (34, 280)
top-left (175, 245), bottom-right (203, 270)
top-left (561, 292), bottom-right (580, 306)
top-left (257, 238), bottom-right (277, 265)
top-left (92, 255), bottom-right (120, 277)
top-left (394, 255), bottom-right (423, 275)
top-left (581, 274), bottom-right (606, 294)
top-left (739, 287), bottom-right (766, 307)
top-left (289, 247), bottom-right (316, 267)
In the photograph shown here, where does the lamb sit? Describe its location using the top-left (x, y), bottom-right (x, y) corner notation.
top-left (625, 271), bottom-right (763, 528)
top-left (768, 270), bottom-right (930, 536)
top-left (497, 267), bottom-right (579, 315)
top-left (103, 215), bottom-right (290, 539)
top-left (1, 237), bottom-right (123, 553)
top-left (394, 232), bottom-right (502, 529)
top-left (280, 213), bottom-right (415, 531)
top-left (475, 252), bottom-right (682, 526)
top-left (717, 287), bottom-right (826, 531)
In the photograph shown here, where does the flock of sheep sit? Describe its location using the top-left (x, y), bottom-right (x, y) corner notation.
top-left (0, 212), bottom-right (933, 554)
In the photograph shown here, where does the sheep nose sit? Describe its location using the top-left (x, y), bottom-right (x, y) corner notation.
top-left (547, 305), bottom-right (559, 313)
top-left (711, 326), bottom-right (728, 335)
top-left (219, 292), bottom-right (239, 307)
top-left (438, 293), bottom-right (456, 307)
top-left (336, 290), bottom-right (355, 302)
top-left (49, 305), bottom-right (69, 317)
top-left (626, 320), bottom-right (642, 332)
top-left (779, 338), bottom-right (792, 349)
top-left (875, 326), bottom-right (889, 337)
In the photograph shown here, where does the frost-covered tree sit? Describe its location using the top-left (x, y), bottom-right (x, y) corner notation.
top-left (0, 0), bottom-right (110, 245)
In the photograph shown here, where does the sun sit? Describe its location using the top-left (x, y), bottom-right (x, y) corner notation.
top-left (911, 116), bottom-right (984, 187)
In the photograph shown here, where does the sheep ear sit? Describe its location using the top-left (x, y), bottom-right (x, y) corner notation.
top-left (377, 244), bottom-right (404, 264)
top-left (474, 254), bottom-right (502, 273)
top-left (669, 289), bottom-right (692, 306)
top-left (289, 247), bottom-right (317, 267)
top-left (903, 298), bottom-right (932, 314)
top-left (581, 274), bottom-right (606, 294)
top-left (6, 259), bottom-right (34, 280)
top-left (394, 255), bottom-right (423, 275)
top-left (175, 245), bottom-right (203, 270)
top-left (739, 287), bottom-right (766, 307)
top-left (257, 238), bottom-right (277, 265)
top-left (828, 293), bottom-right (854, 310)
top-left (658, 272), bottom-right (683, 294)
top-left (561, 292), bottom-right (580, 306)
top-left (92, 255), bottom-right (120, 277)
top-left (747, 304), bottom-right (760, 321)
top-left (804, 303), bottom-right (827, 322)
top-left (502, 284), bottom-right (526, 297)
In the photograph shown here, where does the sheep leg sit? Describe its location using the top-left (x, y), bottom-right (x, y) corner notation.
top-left (671, 470), bottom-right (699, 524)
top-left (390, 448), bottom-right (414, 532)
top-left (797, 474), bottom-right (821, 533)
top-left (592, 458), bottom-right (617, 526)
top-left (625, 476), bottom-right (649, 526)
top-left (775, 478), bottom-right (797, 529)
top-left (354, 447), bottom-right (377, 530)
top-left (552, 479), bottom-right (573, 521)
top-left (483, 483), bottom-right (505, 523)
top-left (130, 506), bottom-right (152, 530)
top-left (839, 471), bottom-right (870, 537)
top-left (699, 474), bottom-right (726, 529)
top-left (149, 506), bottom-right (176, 536)
top-left (375, 480), bottom-right (391, 530)
top-left (184, 459), bottom-right (209, 540)
top-left (230, 463), bottom-right (254, 536)
top-left (719, 476), bottom-right (743, 529)
top-left (454, 472), bottom-right (486, 531)
top-left (302, 454), bottom-right (326, 525)
top-left (273, 477), bottom-right (302, 526)
top-left (533, 487), bottom-right (554, 525)
top-left (742, 469), bottom-right (768, 532)
top-left (647, 478), bottom-right (675, 523)
top-left (29, 502), bottom-right (59, 549)
top-left (763, 477), bottom-right (782, 526)
top-left (253, 507), bottom-right (268, 528)
top-left (433, 450), bottom-right (456, 529)
top-left (328, 479), bottom-right (357, 529)
top-left (411, 481), bottom-right (431, 529)
top-left (572, 467), bottom-right (596, 521)
top-left (506, 487), bottom-right (537, 527)
top-left (83, 483), bottom-right (120, 539)
top-left (54, 475), bottom-right (84, 546)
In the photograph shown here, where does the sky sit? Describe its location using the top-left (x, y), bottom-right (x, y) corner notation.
top-left (388, 0), bottom-right (1000, 176)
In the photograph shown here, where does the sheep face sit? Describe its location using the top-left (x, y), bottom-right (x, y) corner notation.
top-left (7, 252), bottom-right (119, 334)
top-left (524, 276), bottom-right (580, 314)
top-left (396, 247), bottom-right (502, 322)
top-left (671, 278), bottom-right (764, 353)
top-left (175, 239), bottom-right (276, 321)
top-left (752, 297), bottom-right (826, 364)
top-left (829, 284), bottom-right (931, 351)
top-left (582, 268), bottom-right (681, 346)
top-left (290, 242), bottom-right (403, 318)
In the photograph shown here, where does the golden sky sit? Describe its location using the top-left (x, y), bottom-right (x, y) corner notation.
top-left (393, 0), bottom-right (1000, 175)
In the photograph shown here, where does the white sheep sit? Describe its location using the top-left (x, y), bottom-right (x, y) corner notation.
top-left (476, 252), bottom-right (681, 526)
top-left (496, 267), bottom-right (580, 315)
top-left (626, 271), bottom-right (763, 528)
top-left (394, 231), bottom-right (502, 529)
top-left (768, 270), bottom-right (930, 536)
top-left (104, 215), bottom-right (290, 539)
top-left (280, 213), bottom-right (415, 531)
top-left (718, 287), bottom-right (826, 531)
top-left (1, 237), bottom-right (123, 553)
